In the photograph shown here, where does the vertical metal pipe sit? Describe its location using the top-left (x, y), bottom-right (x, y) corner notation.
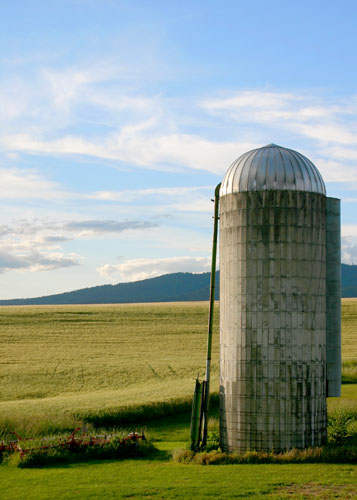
top-left (201, 183), bottom-right (221, 447)
top-left (190, 378), bottom-right (203, 450)
top-left (197, 380), bottom-right (206, 448)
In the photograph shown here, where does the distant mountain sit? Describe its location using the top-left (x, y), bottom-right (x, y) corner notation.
top-left (341, 263), bottom-right (357, 298)
top-left (0, 272), bottom-right (217, 305)
top-left (1, 264), bottom-right (356, 305)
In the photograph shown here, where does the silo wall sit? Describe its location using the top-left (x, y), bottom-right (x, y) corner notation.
top-left (326, 197), bottom-right (341, 397)
top-left (219, 190), bottom-right (327, 452)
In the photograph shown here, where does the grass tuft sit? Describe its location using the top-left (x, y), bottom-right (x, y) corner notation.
top-left (174, 408), bottom-right (357, 465)
top-left (328, 410), bottom-right (356, 445)
top-left (173, 444), bottom-right (357, 465)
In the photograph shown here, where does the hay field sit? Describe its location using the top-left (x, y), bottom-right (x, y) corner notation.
top-left (0, 302), bottom-right (219, 434)
top-left (341, 298), bottom-right (357, 360)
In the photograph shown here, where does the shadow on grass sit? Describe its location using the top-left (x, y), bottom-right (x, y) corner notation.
top-left (78, 393), bottom-right (220, 430)
top-left (144, 403), bottom-right (219, 443)
top-left (24, 448), bottom-right (171, 470)
top-left (342, 362), bottom-right (357, 384)
top-left (342, 376), bottom-right (357, 384)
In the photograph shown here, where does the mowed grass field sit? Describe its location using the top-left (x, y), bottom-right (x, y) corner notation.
top-left (0, 300), bottom-right (357, 499)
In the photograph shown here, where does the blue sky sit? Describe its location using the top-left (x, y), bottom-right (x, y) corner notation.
top-left (1, 0), bottom-right (357, 299)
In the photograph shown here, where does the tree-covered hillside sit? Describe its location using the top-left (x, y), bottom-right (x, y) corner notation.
top-left (0, 272), bottom-right (217, 305)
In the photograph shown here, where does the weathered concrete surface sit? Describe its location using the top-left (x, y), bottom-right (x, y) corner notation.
top-left (219, 191), bottom-right (327, 452)
top-left (326, 197), bottom-right (341, 397)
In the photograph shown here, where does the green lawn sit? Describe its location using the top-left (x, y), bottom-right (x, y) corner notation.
top-left (1, 398), bottom-right (357, 500)
top-left (1, 403), bottom-right (357, 500)
top-left (1, 460), bottom-right (356, 500)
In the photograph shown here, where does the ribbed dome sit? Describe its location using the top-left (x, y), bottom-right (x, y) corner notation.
top-left (220, 144), bottom-right (326, 196)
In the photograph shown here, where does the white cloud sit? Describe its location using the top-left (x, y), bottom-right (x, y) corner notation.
top-left (0, 167), bottom-right (62, 199)
top-left (0, 220), bottom-right (81, 274)
top-left (342, 225), bottom-right (357, 238)
top-left (296, 123), bottom-right (357, 145)
top-left (311, 159), bottom-right (357, 183)
top-left (323, 146), bottom-right (357, 161)
top-left (0, 247), bottom-right (80, 273)
top-left (97, 256), bottom-right (211, 282)
top-left (0, 216), bottom-right (158, 275)
top-left (341, 226), bottom-right (357, 264)
top-left (342, 237), bottom-right (357, 265)
top-left (169, 199), bottom-right (213, 213)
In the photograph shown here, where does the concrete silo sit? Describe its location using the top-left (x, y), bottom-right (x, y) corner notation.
top-left (219, 144), bottom-right (341, 452)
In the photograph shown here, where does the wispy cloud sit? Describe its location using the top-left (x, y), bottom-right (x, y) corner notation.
top-left (64, 219), bottom-right (158, 234)
top-left (0, 63), bottom-right (257, 173)
top-left (0, 167), bottom-right (63, 199)
top-left (202, 91), bottom-right (302, 113)
top-left (0, 165), bottom-right (216, 218)
top-left (201, 90), bottom-right (357, 184)
top-left (0, 130), bottom-right (255, 174)
top-left (2, 84), bottom-right (357, 181)
top-left (42, 67), bottom-right (102, 111)
top-left (88, 185), bottom-right (212, 202)
top-left (97, 256), bottom-right (211, 282)
top-left (201, 91), bottom-right (356, 141)
top-left (3, 63), bottom-right (357, 181)
top-left (87, 186), bottom-right (215, 213)
top-left (0, 61), bottom-right (162, 136)
top-left (1, 217), bottom-right (158, 239)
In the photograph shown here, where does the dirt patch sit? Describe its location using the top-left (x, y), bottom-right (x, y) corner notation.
top-left (270, 483), bottom-right (357, 499)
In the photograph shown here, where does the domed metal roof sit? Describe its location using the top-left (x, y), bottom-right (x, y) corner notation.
top-left (220, 144), bottom-right (326, 196)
